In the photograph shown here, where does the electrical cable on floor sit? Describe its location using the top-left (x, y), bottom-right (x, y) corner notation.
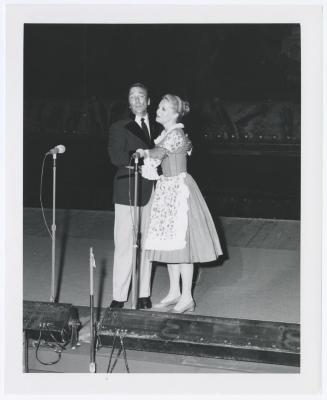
top-left (46, 326), bottom-right (67, 352)
top-left (34, 331), bottom-right (64, 366)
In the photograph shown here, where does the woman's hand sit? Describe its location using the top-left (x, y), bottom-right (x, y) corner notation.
top-left (135, 148), bottom-right (146, 158)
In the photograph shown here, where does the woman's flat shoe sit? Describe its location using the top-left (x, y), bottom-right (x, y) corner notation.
top-left (171, 300), bottom-right (195, 314)
top-left (152, 296), bottom-right (181, 309)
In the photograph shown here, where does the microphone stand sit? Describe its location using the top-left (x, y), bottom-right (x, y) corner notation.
top-left (131, 157), bottom-right (140, 309)
top-left (50, 153), bottom-right (57, 302)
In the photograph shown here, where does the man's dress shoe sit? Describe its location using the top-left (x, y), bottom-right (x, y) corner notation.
top-left (137, 297), bottom-right (152, 309)
top-left (109, 300), bottom-right (124, 309)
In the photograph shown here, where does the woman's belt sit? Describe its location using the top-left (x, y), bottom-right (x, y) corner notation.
top-left (162, 169), bottom-right (187, 177)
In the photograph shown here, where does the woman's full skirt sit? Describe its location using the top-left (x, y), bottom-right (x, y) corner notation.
top-left (143, 173), bottom-right (223, 264)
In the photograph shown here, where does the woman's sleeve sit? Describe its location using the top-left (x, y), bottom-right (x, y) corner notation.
top-left (161, 129), bottom-right (185, 153)
top-left (146, 129), bottom-right (185, 160)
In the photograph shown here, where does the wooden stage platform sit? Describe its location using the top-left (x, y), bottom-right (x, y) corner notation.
top-left (23, 208), bottom-right (300, 373)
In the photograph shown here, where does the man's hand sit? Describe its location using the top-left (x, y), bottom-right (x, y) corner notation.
top-left (176, 134), bottom-right (193, 154)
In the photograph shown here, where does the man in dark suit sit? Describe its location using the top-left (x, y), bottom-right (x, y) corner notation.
top-left (107, 83), bottom-right (160, 309)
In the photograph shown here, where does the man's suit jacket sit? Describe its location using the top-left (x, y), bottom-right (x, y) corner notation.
top-left (108, 116), bottom-right (161, 206)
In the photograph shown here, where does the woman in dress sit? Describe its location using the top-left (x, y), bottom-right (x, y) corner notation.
top-left (137, 94), bottom-right (223, 313)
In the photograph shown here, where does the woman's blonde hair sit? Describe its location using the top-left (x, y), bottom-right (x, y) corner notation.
top-left (162, 94), bottom-right (190, 120)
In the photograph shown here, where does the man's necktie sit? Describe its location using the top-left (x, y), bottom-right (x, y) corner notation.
top-left (141, 118), bottom-right (150, 139)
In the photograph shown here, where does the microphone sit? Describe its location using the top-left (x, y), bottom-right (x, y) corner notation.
top-left (132, 151), bottom-right (142, 159)
top-left (46, 144), bottom-right (66, 155)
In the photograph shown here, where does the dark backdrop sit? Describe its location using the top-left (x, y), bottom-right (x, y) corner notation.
top-left (23, 24), bottom-right (300, 219)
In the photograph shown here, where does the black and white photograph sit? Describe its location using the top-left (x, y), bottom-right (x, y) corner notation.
top-left (22, 22), bottom-right (302, 373)
top-left (2, 2), bottom-right (324, 398)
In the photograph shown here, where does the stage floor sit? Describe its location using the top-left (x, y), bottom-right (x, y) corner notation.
top-left (23, 208), bottom-right (300, 323)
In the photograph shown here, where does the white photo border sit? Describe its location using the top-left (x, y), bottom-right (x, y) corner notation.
top-left (2, 2), bottom-right (324, 399)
